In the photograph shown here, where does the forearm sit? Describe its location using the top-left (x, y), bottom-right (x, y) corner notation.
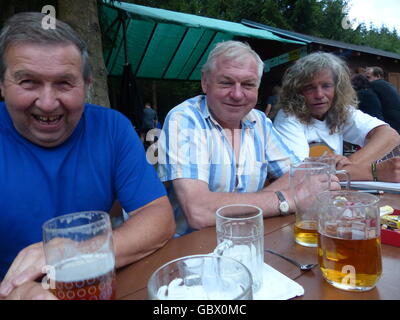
top-left (177, 186), bottom-right (290, 230)
top-left (348, 125), bottom-right (400, 164)
top-left (338, 162), bottom-right (372, 181)
top-left (113, 197), bottom-right (175, 268)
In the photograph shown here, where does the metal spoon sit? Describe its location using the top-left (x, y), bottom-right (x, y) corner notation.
top-left (264, 249), bottom-right (318, 271)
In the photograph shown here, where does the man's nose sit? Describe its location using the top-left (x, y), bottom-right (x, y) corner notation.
top-left (35, 86), bottom-right (60, 111)
top-left (230, 84), bottom-right (244, 100)
top-left (314, 86), bottom-right (325, 99)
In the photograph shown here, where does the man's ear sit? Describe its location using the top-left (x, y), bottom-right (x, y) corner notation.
top-left (85, 77), bottom-right (93, 87)
top-left (84, 77), bottom-right (93, 100)
top-left (200, 72), bottom-right (207, 94)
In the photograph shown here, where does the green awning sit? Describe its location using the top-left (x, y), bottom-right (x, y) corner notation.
top-left (101, 1), bottom-right (305, 80)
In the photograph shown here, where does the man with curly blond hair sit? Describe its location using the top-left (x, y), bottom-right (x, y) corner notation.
top-left (274, 52), bottom-right (400, 182)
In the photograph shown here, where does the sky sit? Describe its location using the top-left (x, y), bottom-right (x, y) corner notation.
top-left (346, 0), bottom-right (400, 32)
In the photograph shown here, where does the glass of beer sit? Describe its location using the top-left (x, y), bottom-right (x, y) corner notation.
top-left (290, 162), bottom-right (331, 247)
top-left (42, 211), bottom-right (116, 300)
top-left (316, 191), bottom-right (382, 291)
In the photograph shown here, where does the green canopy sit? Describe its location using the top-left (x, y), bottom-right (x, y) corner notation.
top-left (101, 1), bottom-right (305, 80)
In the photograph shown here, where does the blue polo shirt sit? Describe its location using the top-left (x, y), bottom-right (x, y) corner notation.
top-left (0, 102), bottom-right (166, 279)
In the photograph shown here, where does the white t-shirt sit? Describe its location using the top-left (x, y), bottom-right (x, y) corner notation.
top-left (273, 107), bottom-right (387, 160)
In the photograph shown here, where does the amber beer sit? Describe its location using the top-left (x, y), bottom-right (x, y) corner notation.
top-left (294, 220), bottom-right (317, 247)
top-left (318, 233), bottom-right (382, 291)
top-left (50, 253), bottom-right (116, 300)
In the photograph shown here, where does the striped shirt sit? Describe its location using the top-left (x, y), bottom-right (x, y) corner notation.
top-left (157, 95), bottom-right (299, 236)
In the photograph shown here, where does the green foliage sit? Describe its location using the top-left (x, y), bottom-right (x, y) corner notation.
top-left (128, 0), bottom-right (400, 55)
top-left (122, 0), bottom-right (400, 118)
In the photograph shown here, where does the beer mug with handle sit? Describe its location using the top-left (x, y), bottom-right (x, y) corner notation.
top-left (290, 162), bottom-right (331, 247)
top-left (305, 154), bottom-right (351, 189)
top-left (148, 254), bottom-right (253, 300)
top-left (42, 211), bottom-right (116, 300)
top-left (215, 204), bottom-right (264, 293)
top-left (316, 191), bottom-right (382, 291)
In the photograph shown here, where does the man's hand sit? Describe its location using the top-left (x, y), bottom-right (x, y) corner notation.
top-left (334, 154), bottom-right (352, 169)
top-left (2, 281), bottom-right (57, 300)
top-left (0, 242), bottom-right (45, 298)
top-left (377, 157), bottom-right (400, 182)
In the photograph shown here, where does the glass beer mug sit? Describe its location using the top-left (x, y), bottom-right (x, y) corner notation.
top-left (148, 254), bottom-right (253, 300)
top-left (304, 154), bottom-right (351, 190)
top-left (42, 211), bottom-right (116, 300)
top-left (215, 204), bottom-right (264, 293)
top-left (316, 191), bottom-right (382, 291)
top-left (290, 162), bottom-right (331, 247)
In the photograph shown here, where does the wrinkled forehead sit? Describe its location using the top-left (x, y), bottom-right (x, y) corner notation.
top-left (214, 54), bottom-right (260, 81)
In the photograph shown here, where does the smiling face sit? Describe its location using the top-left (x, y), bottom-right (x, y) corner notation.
top-left (0, 42), bottom-right (89, 147)
top-left (302, 68), bottom-right (336, 121)
top-left (201, 54), bottom-right (259, 129)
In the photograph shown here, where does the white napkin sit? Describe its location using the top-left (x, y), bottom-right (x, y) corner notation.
top-left (253, 263), bottom-right (304, 300)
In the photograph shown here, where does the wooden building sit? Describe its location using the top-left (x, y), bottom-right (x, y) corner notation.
top-left (242, 19), bottom-right (400, 101)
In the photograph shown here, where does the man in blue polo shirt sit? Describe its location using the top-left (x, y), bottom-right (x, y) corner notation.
top-left (0, 12), bottom-right (175, 299)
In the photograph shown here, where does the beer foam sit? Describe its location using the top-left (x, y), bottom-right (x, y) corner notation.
top-left (51, 253), bottom-right (115, 282)
top-left (156, 278), bottom-right (244, 300)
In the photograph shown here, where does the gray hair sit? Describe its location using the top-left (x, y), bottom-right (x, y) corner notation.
top-left (201, 40), bottom-right (264, 86)
top-left (0, 12), bottom-right (92, 82)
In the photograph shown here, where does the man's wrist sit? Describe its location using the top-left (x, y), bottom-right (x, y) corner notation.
top-left (275, 191), bottom-right (290, 216)
top-left (371, 162), bottom-right (378, 181)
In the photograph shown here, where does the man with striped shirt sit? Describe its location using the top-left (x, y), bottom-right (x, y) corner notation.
top-left (157, 41), bottom-right (338, 237)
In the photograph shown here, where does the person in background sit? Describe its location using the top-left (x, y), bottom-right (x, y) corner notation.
top-left (351, 73), bottom-right (384, 120)
top-left (0, 12), bottom-right (175, 300)
top-left (140, 102), bottom-right (158, 148)
top-left (365, 66), bottom-right (400, 134)
top-left (264, 85), bottom-right (281, 120)
top-left (157, 41), bottom-right (341, 237)
top-left (274, 52), bottom-right (400, 182)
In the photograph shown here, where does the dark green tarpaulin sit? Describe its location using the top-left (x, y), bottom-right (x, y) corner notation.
top-left (101, 1), bottom-right (305, 80)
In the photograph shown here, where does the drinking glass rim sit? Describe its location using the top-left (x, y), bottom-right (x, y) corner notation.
top-left (316, 190), bottom-right (380, 207)
top-left (148, 254), bottom-right (253, 300)
top-left (216, 204), bottom-right (263, 220)
top-left (42, 211), bottom-right (110, 233)
top-left (290, 161), bottom-right (330, 171)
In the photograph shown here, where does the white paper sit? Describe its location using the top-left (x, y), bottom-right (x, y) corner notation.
top-left (341, 181), bottom-right (400, 193)
top-left (253, 263), bottom-right (304, 300)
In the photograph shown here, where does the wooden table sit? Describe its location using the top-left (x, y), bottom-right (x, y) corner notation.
top-left (116, 193), bottom-right (400, 300)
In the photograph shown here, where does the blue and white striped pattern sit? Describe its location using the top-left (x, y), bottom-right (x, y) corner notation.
top-left (157, 95), bottom-right (299, 236)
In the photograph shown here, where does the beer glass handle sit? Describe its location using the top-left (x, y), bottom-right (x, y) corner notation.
top-left (335, 169), bottom-right (351, 190)
top-left (213, 239), bottom-right (233, 256)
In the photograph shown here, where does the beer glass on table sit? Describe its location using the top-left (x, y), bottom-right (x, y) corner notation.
top-left (290, 162), bottom-right (331, 247)
top-left (316, 191), bottom-right (382, 291)
top-left (42, 211), bottom-right (116, 300)
top-left (148, 254), bottom-right (253, 300)
top-left (215, 204), bottom-right (264, 293)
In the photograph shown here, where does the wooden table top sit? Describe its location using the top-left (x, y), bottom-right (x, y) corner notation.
top-left (116, 193), bottom-right (400, 300)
